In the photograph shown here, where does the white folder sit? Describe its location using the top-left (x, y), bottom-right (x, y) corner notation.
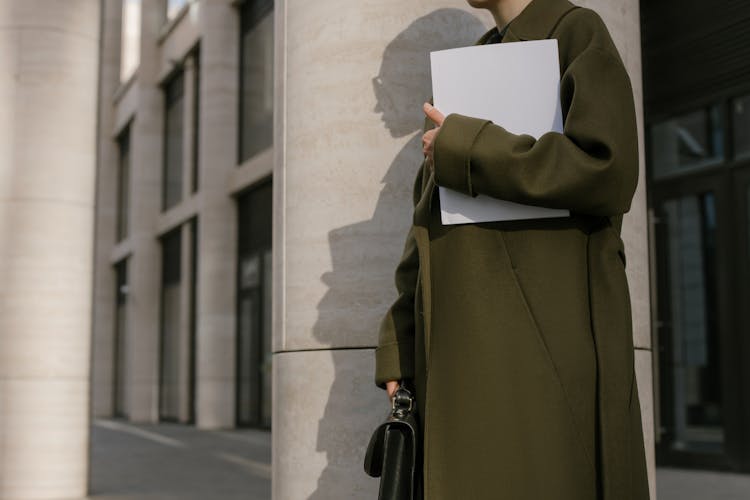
top-left (429, 38), bottom-right (571, 225)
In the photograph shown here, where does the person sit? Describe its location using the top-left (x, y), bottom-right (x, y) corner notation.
top-left (373, 0), bottom-right (651, 499)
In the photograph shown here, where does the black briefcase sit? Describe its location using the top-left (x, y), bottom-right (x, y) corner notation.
top-left (363, 379), bottom-right (421, 500)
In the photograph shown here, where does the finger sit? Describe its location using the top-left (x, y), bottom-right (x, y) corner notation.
top-left (422, 131), bottom-right (434, 148)
top-left (423, 102), bottom-right (445, 126)
top-left (422, 129), bottom-right (436, 144)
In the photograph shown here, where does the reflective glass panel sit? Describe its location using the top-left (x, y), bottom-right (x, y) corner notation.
top-left (239, 0), bottom-right (274, 162)
top-left (117, 125), bottom-right (130, 242)
top-left (651, 106), bottom-right (724, 179)
top-left (660, 191), bottom-right (723, 453)
top-left (163, 71), bottom-right (184, 210)
top-left (732, 94), bottom-right (750, 160)
top-left (159, 229), bottom-right (183, 421)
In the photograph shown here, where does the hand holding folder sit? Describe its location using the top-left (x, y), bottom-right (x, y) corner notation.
top-left (429, 38), bottom-right (571, 225)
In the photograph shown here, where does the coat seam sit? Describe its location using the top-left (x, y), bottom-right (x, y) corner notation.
top-left (496, 229), bottom-right (597, 475)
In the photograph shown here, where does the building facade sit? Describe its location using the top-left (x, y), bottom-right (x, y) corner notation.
top-left (86, 1), bottom-right (750, 494)
top-left (7, 0), bottom-right (718, 497)
top-left (91, 0), bottom-right (274, 429)
top-left (93, 0), bottom-right (659, 498)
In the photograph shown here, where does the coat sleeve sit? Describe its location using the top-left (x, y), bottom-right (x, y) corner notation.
top-left (431, 43), bottom-right (639, 217)
top-left (373, 156), bottom-right (425, 390)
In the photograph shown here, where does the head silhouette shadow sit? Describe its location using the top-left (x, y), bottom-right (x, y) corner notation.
top-left (306, 8), bottom-right (488, 499)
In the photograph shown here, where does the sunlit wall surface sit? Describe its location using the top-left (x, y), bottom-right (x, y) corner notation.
top-left (120, 0), bottom-right (140, 81)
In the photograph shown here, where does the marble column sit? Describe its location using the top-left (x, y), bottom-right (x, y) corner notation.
top-left (0, 1), bottom-right (100, 498)
top-left (273, 0), bottom-right (655, 499)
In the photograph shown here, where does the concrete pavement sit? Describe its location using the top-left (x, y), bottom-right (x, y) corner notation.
top-left (656, 466), bottom-right (750, 500)
top-left (86, 418), bottom-right (750, 499)
top-left (88, 418), bottom-right (271, 499)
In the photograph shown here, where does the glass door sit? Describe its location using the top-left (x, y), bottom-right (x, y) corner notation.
top-left (731, 165), bottom-right (750, 470)
top-left (649, 92), bottom-right (750, 472)
top-left (653, 171), bottom-right (742, 469)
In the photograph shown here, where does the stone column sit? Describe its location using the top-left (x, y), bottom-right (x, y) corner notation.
top-left (195, 0), bottom-right (240, 429)
top-left (91, 0), bottom-right (124, 419)
top-left (0, 1), bottom-right (100, 498)
top-left (273, 0), bottom-right (655, 499)
top-left (126, 0), bottom-right (167, 422)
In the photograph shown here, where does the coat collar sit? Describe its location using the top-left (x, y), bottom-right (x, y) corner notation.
top-left (474, 0), bottom-right (578, 44)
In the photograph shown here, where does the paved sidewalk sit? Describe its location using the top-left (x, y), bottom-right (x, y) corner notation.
top-left (87, 419), bottom-right (750, 500)
top-left (88, 418), bottom-right (271, 500)
top-left (657, 466), bottom-right (750, 500)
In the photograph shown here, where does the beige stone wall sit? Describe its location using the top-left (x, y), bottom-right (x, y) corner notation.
top-left (272, 1), bottom-right (654, 498)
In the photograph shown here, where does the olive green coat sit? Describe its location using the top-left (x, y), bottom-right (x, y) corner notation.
top-left (373, 0), bottom-right (650, 498)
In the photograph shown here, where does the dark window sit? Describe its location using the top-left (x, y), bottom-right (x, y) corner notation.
top-left (159, 227), bottom-right (182, 421)
top-left (650, 105), bottom-right (725, 180)
top-left (116, 124), bottom-right (131, 242)
top-left (163, 70), bottom-right (185, 210)
top-left (236, 177), bottom-right (273, 428)
top-left (732, 94), bottom-right (750, 160)
top-left (188, 218), bottom-right (198, 422)
top-left (113, 259), bottom-right (129, 417)
top-left (192, 47), bottom-right (200, 193)
top-left (239, 0), bottom-right (274, 163)
top-left (158, 223), bottom-right (197, 423)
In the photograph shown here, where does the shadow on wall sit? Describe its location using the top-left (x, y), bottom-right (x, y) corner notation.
top-left (307, 8), bottom-right (488, 499)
